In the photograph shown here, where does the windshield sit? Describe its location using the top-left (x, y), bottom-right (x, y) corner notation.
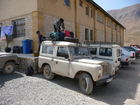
top-left (68, 46), bottom-right (89, 56)
top-left (124, 47), bottom-right (135, 51)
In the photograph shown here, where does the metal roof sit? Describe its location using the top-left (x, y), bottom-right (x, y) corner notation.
top-left (86, 0), bottom-right (125, 29)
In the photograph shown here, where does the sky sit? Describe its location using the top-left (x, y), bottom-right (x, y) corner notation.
top-left (93, 0), bottom-right (140, 11)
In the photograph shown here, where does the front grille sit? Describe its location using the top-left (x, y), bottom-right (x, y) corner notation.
top-left (101, 63), bottom-right (110, 76)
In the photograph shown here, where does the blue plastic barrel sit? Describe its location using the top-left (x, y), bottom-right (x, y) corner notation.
top-left (22, 39), bottom-right (33, 54)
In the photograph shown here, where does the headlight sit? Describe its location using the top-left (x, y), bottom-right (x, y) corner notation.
top-left (96, 66), bottom-right (102, 74)
top-left (112, 65), bottom-right (116, 75)
top-left (112, 66), bottom-right (115, 71)
top-left (99, 69), bottom-right (102, 74)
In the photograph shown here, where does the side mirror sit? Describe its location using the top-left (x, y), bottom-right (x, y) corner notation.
top-left (65, 54), bottom-right (69, 59)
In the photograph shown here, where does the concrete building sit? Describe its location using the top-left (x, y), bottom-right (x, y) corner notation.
top-left (0, 0), bottom-right (125, 52)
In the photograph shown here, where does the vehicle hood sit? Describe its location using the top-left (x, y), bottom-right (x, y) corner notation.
top-left (74, 58), bottom-right (104, 65)
top-left (0, 52), bottom-right (13, 57)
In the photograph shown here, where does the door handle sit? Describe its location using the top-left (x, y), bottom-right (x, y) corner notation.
top-left (56, 61), bottom-right (58, 64)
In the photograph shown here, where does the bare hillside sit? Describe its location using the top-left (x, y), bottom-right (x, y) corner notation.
top-left (108, 4), bottom-right (140, 45)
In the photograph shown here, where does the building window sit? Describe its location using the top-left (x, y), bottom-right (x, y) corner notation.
top-left (85, 28), bottom-right (89, 40)
top-left (115, 24), bottom-right (117, 30)
top-left (91, 9), bottom-right (93, 18)
top-left (79, 0), bottom-right (83, 7)
top-left (97, 13), bottom-right (104, 23)
top-left (113, 23), bottom-right (117, 30)
top-left (107, 20), bottom-right (112, 27)
top-left (90, 30), bottom-right (93, 40)
top-left (12, 18), bottom-right (25, 38)
top-left (85, 7), bottom-right (89, 16)
top-left (64, 0), bottom-right (70, 6)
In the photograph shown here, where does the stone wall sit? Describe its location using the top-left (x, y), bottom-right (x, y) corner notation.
top-left (0, 14), bottom-right (33, 51)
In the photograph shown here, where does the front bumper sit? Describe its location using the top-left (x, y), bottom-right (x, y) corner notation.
top-left (121, 61), bottom-right (130, 65)
top-left (96, 75), bottom-right (115, 86)
top-left (130, 58), bottom-right (136, 61)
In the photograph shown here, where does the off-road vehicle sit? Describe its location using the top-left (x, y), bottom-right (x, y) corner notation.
top-left (39, 41), bottom-right (114, 95)
top-left (0, 52), bottom-right (18, 74)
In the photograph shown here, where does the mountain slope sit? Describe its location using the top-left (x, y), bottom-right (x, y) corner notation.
top-left (108, 4), bottom-right (140, 45)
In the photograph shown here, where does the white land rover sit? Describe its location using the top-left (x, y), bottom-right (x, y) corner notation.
top-left (38, 41), bottom-right (114, 95)
top-left (89, 44), bottom-right (121, 72)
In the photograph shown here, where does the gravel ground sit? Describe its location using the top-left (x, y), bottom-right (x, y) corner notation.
top-left (0, 60), bottom-right (140, 105)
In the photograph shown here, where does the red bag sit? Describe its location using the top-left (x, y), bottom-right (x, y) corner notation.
top-left (64, 30), bottom-right (70, 37)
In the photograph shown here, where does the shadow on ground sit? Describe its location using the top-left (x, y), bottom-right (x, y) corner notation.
top-left (33, 59), bottom-right (140, 105)
top-left (0, 72), bottom-right (24, 88)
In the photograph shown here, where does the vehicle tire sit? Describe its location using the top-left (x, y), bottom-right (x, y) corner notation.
top-left (3, 62), bottom-right (15, 74)
top-left (79, 73), bottom-right (94, 95)
top-left (43, 65), bottom-right (54, 80)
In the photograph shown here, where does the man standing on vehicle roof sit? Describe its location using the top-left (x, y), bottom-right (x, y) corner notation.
top-left (53, 18), bottom-right (65, 32)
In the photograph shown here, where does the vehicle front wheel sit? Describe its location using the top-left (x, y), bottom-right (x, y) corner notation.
top-left (3, 62), bottom-right (16, 74)
top-left (79, 73), bottom-right (94, 95)
top-left (43, 65), bottom-right (54, 80)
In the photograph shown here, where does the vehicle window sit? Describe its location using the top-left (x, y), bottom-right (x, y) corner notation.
top-left (117, 49), bottom-right (121, 57)
top-left (42, 45), bottom-right (53, 55)
top-left (69, 47), bottom-right (89, 56)
top-left (124, 47), bottom-right (135, 51)
top-left (89, 48), bottom-right (97, 55)
top-left (99, 48), bottom-right (112, 57)
top-left (57, 47), bottom-right (69, 58)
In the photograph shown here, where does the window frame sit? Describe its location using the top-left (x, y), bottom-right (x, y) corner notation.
top-left (97, 13), bottom-right (104, 24)
top-left (91, 8), bottom-right (94, 18)
top-left (85, 28), bottom-right (89, 41)
top-left (12, 18), bottom-right (25, 38)
top-left (79, 0), bottom-right (83, 7)
top-left (85, 7), bottom-right (89, 16)
top-left (90, 29), bottom-right (93, 41)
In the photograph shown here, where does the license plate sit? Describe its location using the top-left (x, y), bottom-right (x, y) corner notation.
top-left (106, 78), bottom-right (113, 83)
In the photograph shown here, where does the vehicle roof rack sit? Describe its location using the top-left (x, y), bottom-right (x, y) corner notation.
top-left (45, 37), bottom-right (79, 43)
top-left (84, 41), bottom-right (119, 45)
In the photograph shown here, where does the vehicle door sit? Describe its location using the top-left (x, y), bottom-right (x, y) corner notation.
top-left (53, 46), bottom-right (70, 77)
top-left (114, 47), bottom-right (121, 67)
top-left (39, 45), bottom-right (55, 71)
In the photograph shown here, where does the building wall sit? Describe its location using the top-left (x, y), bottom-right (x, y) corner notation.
top-left (105, 17), bottom-right (112, 42)
top-left (36, 0), bottom-right (125, 46)
top-left (43, 15), bottom-right (75, 37)
top-left (95, 10), bottom-right (105, 42)
top-left (77, 0), bottom-right (95, 42)
top-left (0, 0), bottom-right (125, 51)
top-left (0, 0), bottom-right (37, 20)
top-left (0, 14), bottom-right (33, 51)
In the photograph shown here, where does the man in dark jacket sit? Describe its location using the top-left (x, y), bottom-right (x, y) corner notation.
top-left (36, 31), bottom-right (43, 52)
top-left (54, 18), bottom-right (65, 32)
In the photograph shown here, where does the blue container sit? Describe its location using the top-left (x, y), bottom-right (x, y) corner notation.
top-left (22, 39), bottom-right (33, 54)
